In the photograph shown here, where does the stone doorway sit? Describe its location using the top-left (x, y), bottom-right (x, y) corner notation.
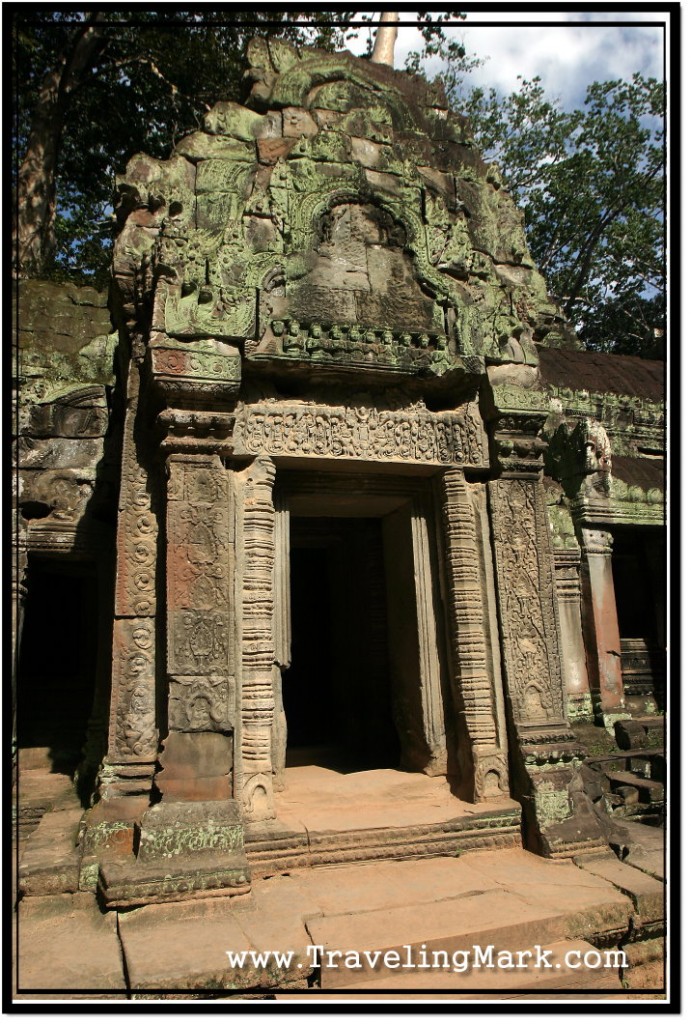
top-left (17, 558), bottom-right (100, 771)
top-left (282, 517), bottom-right (400, 773)
top-left (274, 470), bottom-right (452, 789)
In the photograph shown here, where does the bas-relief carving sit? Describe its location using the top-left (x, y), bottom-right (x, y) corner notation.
top-left (232, 401), bottom-right (488, 468)
top-left (111, 618), bottom-right (158, 760)
top-left (166, 455), bottom-right (233, 721)
top-left (489, 478), bottom-right (567, 726)
top-left (168, 676), bottom-right (233, 732)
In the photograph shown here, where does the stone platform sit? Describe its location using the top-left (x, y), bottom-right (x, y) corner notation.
top-left (14, 836), bottom-right (666, 1003)
top-left (247, 766), bottom-right (522, 875)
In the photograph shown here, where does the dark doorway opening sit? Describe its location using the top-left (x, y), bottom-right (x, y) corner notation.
top-left (17, 558), bottom-right (99, 773)
top-left (282, 518), bottom-right (400, 772)
top-left (611, 528), bottom-right (665, 712)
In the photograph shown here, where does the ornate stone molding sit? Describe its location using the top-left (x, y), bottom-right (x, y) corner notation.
top-left (239, 455), bottom-right (277, 821)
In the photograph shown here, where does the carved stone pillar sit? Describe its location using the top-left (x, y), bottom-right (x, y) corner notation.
top-left (485, 380), bottom-right (609, 858)
top-left (437, 469), bottom-right (509, 800)
top-left (580, 527), bottom-right (626, 719)
top-left (239, 455), bottom-right (277, 821)
top-left (99, 362), bottom-right (160, 800)
top-left (553, 548), bottom-right (592, 721)
top-left (156, 451), bottom-right (235, 801)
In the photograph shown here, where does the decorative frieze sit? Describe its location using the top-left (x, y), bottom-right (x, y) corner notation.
top-left (232, 400), bottom-right (488, 468)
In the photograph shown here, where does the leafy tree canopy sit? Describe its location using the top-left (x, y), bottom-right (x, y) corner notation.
top-left (458, 74), bottom-right (665, 358)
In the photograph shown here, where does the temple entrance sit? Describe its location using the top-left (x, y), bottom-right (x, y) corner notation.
top-left (275, 470), bottom-right (452, 785)
top-left (17, 558), bottom-right (100, 774)
top-left (283, 518), bottom-right (400, 772)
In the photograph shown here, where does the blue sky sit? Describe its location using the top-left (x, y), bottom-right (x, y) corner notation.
top-left (344, 10), bottom-right (667, 110)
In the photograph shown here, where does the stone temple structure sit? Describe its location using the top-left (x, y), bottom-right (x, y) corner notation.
top-left (14, 39), bottom-right (665, 911)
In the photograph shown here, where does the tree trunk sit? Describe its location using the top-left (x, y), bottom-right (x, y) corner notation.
top-left (371, 12), bottom-right (398, 67)
top-left (13, 15), bottom-right (107, 278)
top-left (14, 76), bottom-right (65, 278)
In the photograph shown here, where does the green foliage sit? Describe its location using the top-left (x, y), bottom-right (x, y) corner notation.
top-left (459, 74), bottom-right (665, 358)
top-left (12, 9), bottom-right (360, 281)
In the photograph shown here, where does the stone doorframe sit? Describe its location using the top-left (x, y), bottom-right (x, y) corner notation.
top-left (238, 462), bottom-right (510, 820)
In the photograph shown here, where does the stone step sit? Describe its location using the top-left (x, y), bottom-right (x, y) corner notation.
top-left (18, 807), bottom-right (84, 896)
top-left (326, 940), bottom-right (623, 993)
top-left (605, 771), bottom-right (664, 804)
top-left (246, 806), bottom-right (522, 877)
top-left (306, 853), bottom-right (633, 990)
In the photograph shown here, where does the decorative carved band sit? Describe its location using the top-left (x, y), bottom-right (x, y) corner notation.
top-left (232, 400), bottom-right (488, 468)
top-left (489, 478), bottom-right (568, 727)
top-left (438, 470), bottom-right (508, 800)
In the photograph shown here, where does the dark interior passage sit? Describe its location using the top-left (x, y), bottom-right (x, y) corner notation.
top-left (611, 528), bottom-right (665, 710)
top-left (17, 558), bottom-right (99, 771)
top-left (282, 518), bottom-right (400, 771)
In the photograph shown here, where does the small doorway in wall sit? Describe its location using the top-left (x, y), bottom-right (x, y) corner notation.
top-left (282, 517), bottom-right (400, 772)
top-left (611, 528), bottom-right (666, 712)
top-left (17, 557), bottom-right (100, 776)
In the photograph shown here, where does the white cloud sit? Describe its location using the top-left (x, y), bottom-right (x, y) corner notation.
top-left (345, 11), bottom-right (666, 110)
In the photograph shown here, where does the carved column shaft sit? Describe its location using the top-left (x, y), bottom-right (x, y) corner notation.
top-left (100, 362), bottom-right (159, 799)
top-left (580, 528), bottom-right (625, 716)
top-left (438, 469), bottom-right (508, 800)
top-left (240, 455), bottom-right (277, 821)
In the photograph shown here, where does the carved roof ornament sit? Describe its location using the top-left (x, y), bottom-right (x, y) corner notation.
top-left (112, 33), bottom-right (581, 410)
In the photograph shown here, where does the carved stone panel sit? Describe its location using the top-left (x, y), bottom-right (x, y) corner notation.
top-left (489, 478), bottom-right (567, 726)
top-left (166, 454), bottom-right (232, 678)
top-left (110, 617), bottom-right (158, 761)
top-left (232, 400), bottom-right (489, 468)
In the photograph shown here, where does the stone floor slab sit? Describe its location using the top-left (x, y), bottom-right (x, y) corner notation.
top-left (16, 893), bottom-right (125, 994)
top-left (118, 893), bottom-right (311, 992)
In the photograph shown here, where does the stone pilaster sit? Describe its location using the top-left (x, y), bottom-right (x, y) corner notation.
top-left (156, 451), bottom-right (235, 802)
top-left (553, 548), bottom-right (592, 721)
top-left (437, 468), bottom-right (509, 800)
top-left (580, 527), bottom-right (626, 721)
top-left (239, 455), bottom-right (277, 821)
top-left (99, 361), bottom-right (160, 800)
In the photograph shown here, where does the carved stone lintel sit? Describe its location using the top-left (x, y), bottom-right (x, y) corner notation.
top-left (232, 399), bottom-right (489, 469)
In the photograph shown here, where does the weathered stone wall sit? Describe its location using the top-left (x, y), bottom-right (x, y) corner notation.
top-left (15, 280), bottom-right (119, 544)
